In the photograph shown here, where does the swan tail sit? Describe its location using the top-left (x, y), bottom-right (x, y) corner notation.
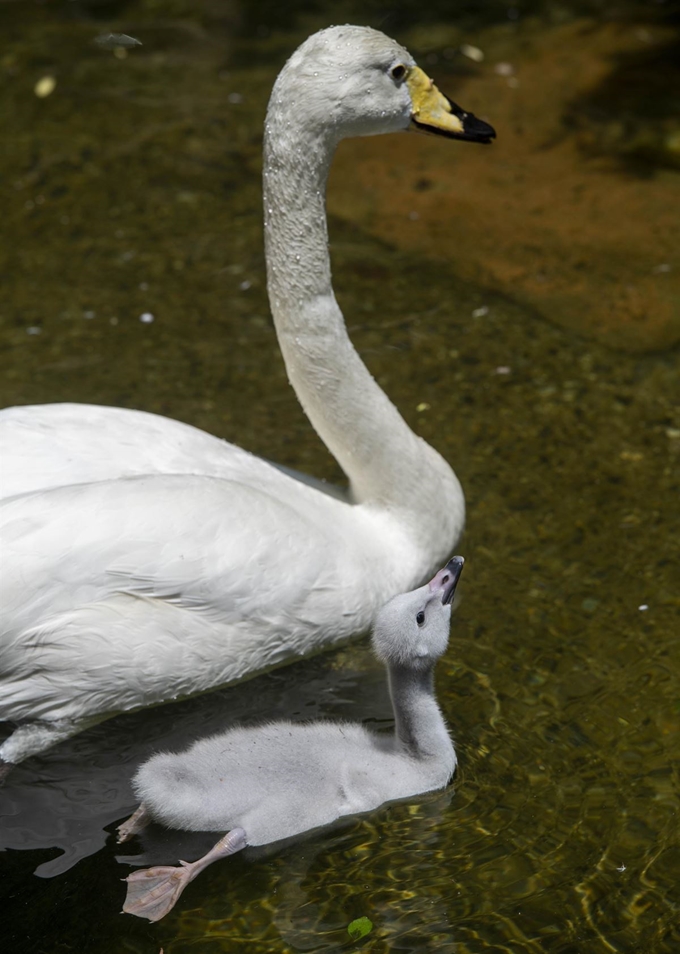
top-left (133, 756), bottom-right (206, 827)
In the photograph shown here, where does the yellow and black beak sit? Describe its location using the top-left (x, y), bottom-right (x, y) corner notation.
top-left (407, 66), bottom-right (495, 144)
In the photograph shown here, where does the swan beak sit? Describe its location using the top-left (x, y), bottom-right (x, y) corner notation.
top-left (407, 66), bottom-right (495, 144)
top-left (429, 555), bottom-right (465, 605)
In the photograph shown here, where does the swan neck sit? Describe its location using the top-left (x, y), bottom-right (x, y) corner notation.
top-left (388, 663), bottom-right (453, 761)
top-left (262, 81), bottom-right (464, 557)
top-left (263, 118), bottom-right (335, 309)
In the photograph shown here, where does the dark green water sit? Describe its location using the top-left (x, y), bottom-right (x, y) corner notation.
top-left (1, 2), bottom-right (678, 952)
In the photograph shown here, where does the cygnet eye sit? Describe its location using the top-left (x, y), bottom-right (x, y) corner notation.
top-left (390, 63), bottom-right (407, 82)
top-left (416, 610), bottom-right (425, 626)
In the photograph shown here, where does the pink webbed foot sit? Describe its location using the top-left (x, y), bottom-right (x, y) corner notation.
top-left (122, 827), bottom-right (247, 922)
top-left (117, 804), bottom-right (151, 844)
top-left (123, 861), bottom-right (195, 922)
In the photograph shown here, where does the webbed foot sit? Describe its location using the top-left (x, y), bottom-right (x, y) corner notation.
top-left (117, 804), bottom-right (151, 844)
top-left (121, 827), bottom-right (247, 921)
top-left (123, 860), bottom-right (195, 921)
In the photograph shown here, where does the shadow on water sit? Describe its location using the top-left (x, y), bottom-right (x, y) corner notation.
top-left (1, 1), bottom-right (679, 952)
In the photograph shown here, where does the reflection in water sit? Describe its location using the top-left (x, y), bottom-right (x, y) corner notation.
top-left (0, 1), bottom-right (679, 952)
top-left (0, 645), bottom-right (382, 877)
top-left (241, 792), bottom-right (458, 953)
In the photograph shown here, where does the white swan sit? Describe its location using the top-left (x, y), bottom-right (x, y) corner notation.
top-left (119, 557), bottom-right (464, 922)
top-left (0, 27), bottom-right (494, 772)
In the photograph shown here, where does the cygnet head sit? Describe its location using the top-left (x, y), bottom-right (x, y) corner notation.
top-left (372, 556), bottom-right (464, 671)
top-left (270, 26), bottom-right (495, 144)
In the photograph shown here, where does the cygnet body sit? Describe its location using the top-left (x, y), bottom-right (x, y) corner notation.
top-left (120, 557), bottom-right (464, 922)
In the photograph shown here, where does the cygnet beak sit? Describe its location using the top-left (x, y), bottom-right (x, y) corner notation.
top-left (407, 66), bottom-right (495, 144)
top-left (428, 556), bottom-right (465, 605)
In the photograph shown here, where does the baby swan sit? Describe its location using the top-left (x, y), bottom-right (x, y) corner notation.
top-left (119, 557), bottom-right (464, 922)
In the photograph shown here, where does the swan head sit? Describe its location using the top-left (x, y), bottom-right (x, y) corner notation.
top-left (372, 556), bottom-right (464, 670)
top-left (270, 26), bottom-right (495, 144)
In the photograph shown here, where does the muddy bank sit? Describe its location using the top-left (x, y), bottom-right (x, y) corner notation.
top-left (329, 17), bottom-right (680, 353)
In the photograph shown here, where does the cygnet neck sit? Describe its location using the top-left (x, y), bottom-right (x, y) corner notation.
top-left (387, 662), bottom-right (453, 762)
top-left (262, 75), bottom-right (464, 557)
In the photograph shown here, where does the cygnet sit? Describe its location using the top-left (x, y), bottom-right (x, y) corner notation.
top-left (119, 556), bottom-right (464, 921)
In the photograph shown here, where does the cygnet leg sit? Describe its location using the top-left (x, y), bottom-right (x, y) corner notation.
top-left (122, 826), bottom-right (248, 922)
top-left (117, 803), bottom-right (152, 843)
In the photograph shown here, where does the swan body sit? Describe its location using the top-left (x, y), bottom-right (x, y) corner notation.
top-left (0, 26), bottom-right (494, 769)
top-left (120, 557), bottom-right (464, 922)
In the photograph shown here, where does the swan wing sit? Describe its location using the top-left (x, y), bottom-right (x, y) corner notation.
top-left (0, 474), bottom-right (382, 724)
top-left (0, 402), bottom-right (347, 503)
top-left (0, 403), bottom-right (272, 499)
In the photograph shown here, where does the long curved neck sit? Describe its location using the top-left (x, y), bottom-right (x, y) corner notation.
top-left (263, 79), bottom-right (463, 555)
top-left (387, 663), bottom-right (454, 762)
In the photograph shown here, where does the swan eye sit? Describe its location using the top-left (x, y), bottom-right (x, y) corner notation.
top-left (416, 610), bottom-right (425, 626)
top-left (391, 64), bottom-right (407, 82)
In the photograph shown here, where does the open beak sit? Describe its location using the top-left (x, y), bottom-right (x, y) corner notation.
top-left (407, 66), bottom-right (495, 144)
top-left (429, 556), bottom-right (465, 605)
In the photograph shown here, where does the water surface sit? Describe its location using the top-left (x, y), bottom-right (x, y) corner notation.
top-left (1, 2), bottom-right (678, 952)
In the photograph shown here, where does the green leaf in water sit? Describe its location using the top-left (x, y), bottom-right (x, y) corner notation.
top-left (347, 916), bottom-right (373, 941)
